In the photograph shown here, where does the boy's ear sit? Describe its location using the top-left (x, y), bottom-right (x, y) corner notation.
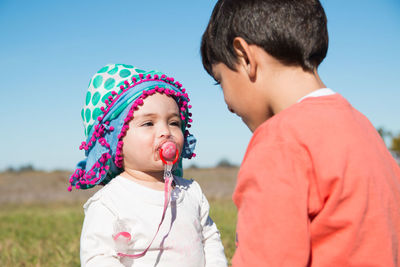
top-left (233, 37), bottom-right (257, 80)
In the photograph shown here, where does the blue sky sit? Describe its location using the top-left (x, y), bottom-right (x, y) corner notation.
top-left (0, 0), bottom-right (399, 171)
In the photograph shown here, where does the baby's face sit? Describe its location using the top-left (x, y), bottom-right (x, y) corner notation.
top-left (122, 93), bottom-right (184, 172)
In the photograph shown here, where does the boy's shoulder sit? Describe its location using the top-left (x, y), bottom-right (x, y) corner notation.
top-left (247, 93), bottom-right (369, 156)
top-left (257, 93), bottom-right (352, 137)
top-left (247, 93), bottom-right (382, 162)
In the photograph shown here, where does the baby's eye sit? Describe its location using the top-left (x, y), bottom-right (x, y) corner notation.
top-left (170, 121), bottom-right (181, 127)
top-left (142, 121), bottom-right (153, 127)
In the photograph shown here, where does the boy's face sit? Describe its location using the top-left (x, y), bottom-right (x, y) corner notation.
top-left (122, 93), bottom-right (184, 173)
top-left (212, 63), bottom-right (268, 132)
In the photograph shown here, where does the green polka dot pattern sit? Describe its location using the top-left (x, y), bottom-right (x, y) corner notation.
top-left (101, 91), bottom-right (113, 103)
top-left (93, 76), bottom-right (103, 88)
top-left (104, 78), bottom-right (115, 90)
top-left (81, 64), bottom-right (145, 139)
top-left (85, 108), bottom-right (91, 123)
top-left (92, 92), bottom-right (100, 105)
top-left (85, 92), bottom-right (91, 105)
top-left (119, 69), bottom-right (131, 78)
top-left (97, 66), bottom-right (109, 73)
top-left (116, 80), bottom-right (125, 88)
top-left (92, 107), bottom-right (102, 121)
top-left (108, 67), bottom-right (118, 75)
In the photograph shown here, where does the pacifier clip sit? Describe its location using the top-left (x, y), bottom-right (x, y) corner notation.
top-left (114, 141), bottom-right (179, 259)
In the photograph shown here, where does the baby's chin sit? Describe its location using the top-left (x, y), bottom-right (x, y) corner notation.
top-left (149, 161), bottom-right (167, 172)
top-left (124, 160), bottom-right (164, 172)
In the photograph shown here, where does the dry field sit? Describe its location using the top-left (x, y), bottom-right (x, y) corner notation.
top-left (0, 167), bottom-right (238, 205)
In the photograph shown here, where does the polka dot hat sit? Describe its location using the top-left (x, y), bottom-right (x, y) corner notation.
top-left (69, 64), bottom-right (196, 191)
top-left (82, 64), bottom-right (146, 138)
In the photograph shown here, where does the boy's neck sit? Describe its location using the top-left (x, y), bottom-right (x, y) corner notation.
top-left (264, 67), bottom-right (326, 115)
top-left (121, 169), bottom-right (166, 191)
top-left (239, 44), bottom-right (327, 131)
top-left (253, 46), bottom-right (326, 117)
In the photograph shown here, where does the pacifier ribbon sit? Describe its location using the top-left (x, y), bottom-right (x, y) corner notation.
top-left (116, 142), bottom-right (178, 259)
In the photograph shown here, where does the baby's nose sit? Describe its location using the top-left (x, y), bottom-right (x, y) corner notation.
top-left (158, 123), bottom-right (172, 137)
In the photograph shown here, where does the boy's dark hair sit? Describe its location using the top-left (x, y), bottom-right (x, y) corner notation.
top-left (201, 0), bottom-right (329, 77)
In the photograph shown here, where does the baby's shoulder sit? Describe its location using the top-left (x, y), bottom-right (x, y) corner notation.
top-left (174, 176), bottom-right (204, 199)
top-left (174, 175), bottom-right (201, 189)
top-left (174, 175), bottom-right (194, 186)
top-left (82, 178), bottom-right (123, 213)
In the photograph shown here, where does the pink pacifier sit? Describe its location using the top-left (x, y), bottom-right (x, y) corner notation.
top-left (159, 141), bottom-right (179, 165)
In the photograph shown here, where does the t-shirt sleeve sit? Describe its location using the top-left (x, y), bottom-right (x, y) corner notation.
top-left (80, 197), bottom-right (125, 267)
top-left (232, 140), bottom-right (312, 267)
top-left (195, 182), bottom-right (228, 267)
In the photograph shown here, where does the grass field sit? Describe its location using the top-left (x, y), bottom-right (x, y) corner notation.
top-left (0, 204), bottom-right (83, 266)
top-left (0, 168), bottom-right (238, 266)
top-left (0, 201), bottom-right (236, 266)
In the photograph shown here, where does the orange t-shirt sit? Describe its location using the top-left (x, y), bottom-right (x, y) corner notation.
top-left (232, 94), bottom-right (400, 267)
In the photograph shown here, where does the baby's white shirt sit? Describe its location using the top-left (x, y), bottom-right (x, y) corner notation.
top-left (80, 175), bottom-right (228, 267)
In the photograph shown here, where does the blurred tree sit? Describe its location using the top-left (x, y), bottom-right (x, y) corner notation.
top-left (377, 127), bottom-right (385, 137)
top-left (18, 164), bottom-right (35, 172)
top-left (391, 133), bottom-right (400, 156)
top-left (376, 127), bottom-right (393, 147)
top-left (187, 163), bottom-right (199, 169)
top-left (5, 166), bottom-right (16, 173)
top-left (216, 158), bottom-right (236, 168)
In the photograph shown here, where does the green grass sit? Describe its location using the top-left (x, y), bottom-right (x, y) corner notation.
top-left (209, 199), bottom-right (237, 265)
top-left (0, 200), bottom-right (236, 266)
top-left (0, 204), bottom-right (83, 266)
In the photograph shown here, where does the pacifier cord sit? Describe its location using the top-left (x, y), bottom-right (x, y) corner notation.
top-left (115, 142), bottom-right (177, 259)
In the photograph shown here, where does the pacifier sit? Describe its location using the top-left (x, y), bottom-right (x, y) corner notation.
top-left (159, 141), bottom-right (179, 165)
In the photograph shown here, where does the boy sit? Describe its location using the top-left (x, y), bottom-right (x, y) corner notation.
top-left (201, 0), bottom-right (400, 266)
